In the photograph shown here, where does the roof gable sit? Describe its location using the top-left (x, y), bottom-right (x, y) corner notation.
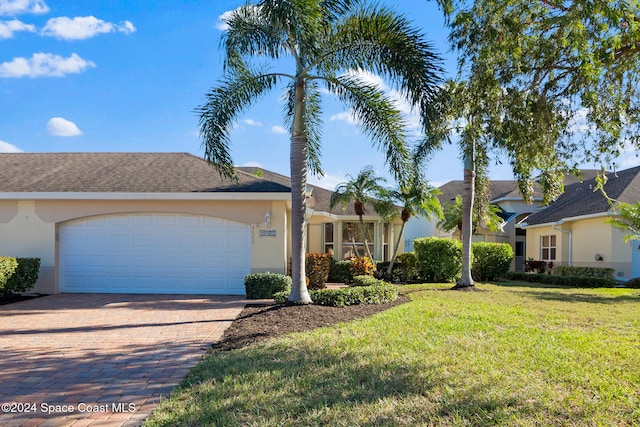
top-left (0, 153), bottom-right (291, 193)
top-left (525, 166), bottom-right (640, 225)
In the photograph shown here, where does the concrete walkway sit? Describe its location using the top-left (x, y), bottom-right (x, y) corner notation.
top-left (0, 293), bottom-right (248, 427)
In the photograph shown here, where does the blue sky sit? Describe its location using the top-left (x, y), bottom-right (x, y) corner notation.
top-left (1, 0), bottom-right (636, 191)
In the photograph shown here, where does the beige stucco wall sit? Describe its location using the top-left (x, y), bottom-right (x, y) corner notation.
top-left (0, 201), bottom-right (56, 293)
top-left (525, 217), bottom-right (632, 279)
top-left (0, 198), bottom-right (289, 294)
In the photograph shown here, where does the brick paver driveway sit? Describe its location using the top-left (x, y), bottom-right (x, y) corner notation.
top-left (0, 293), bottom-right (248, 427)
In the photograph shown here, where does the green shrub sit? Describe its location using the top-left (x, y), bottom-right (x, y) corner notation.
top-left (351, 275), bottom-right (386, 287)
top-left (414, 237), bottom-right (462, 283)
top-left (244, 272), bottom-right (292, 299)
top-left (396, 252), bottom-right (419, 281)
top-left (471, 242), bottom-right (514, 281)
top-left (349, 257), bottom-right (376, 277)
top-left (505, 271), bottom-right (616, 288)
top-left (305, 253), bottom-right (332, 290)
top-left (274, 283), bottom-right (398, 306)
top-left (552, 266), bottom-right (615, 279)
top-left (0, 256), bottom-right (18, 295)
top-left (4, 258), bottom-right (41, 295)
top-left (524, 259), bottom-right (551, 274)
top-left (625, 278), bottom-right (640, 288)
top-left (311, 284), bottom-right (398, 307)
top-left (329, 260), bottom-right (352, 284)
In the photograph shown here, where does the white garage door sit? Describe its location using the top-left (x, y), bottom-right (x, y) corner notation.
top-left (59, 213), bottom-right (250, 295)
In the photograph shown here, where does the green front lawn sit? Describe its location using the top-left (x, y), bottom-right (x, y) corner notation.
top-left (145, 282), bottom-right (640, 426)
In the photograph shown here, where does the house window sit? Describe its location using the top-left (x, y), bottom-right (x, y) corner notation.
top-left (540, 235), bottom-right (556, 260)
top-left (342, 222), bottom-right (374, 259)
top-left (323, 223), bottom-right (334, 256)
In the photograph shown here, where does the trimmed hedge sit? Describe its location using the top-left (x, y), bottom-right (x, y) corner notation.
top-left (552, 266), bottom-right (615, 279)
top-left (376, 252), bottom-right (419, 282)
top-left (472, 242), bottom-right (514, 281)
top-left (274, 283), bottom-right (398, 307)
top-left (351, 275), bottom-right (386, 287)
top-left (625, 278), bottom-right (640, 289)
top-left (525, 260), bottom-right (551, 274)
top-left (505, 271), bottom-right (616, 288)
top-left (329, 260), bottom-right (352, 284)
top-left (414, 237), bottom-right (462, 283)
top-left (4, 257), bottom-right (41, 295)
top-left (245, 272), bottom-right (292, 299)
top-left (0, 256), bottom-right (18, 295)
top-left (306, 253), bottom-right (332, 290)
top-left (349, 257), bottom-right (376, 277)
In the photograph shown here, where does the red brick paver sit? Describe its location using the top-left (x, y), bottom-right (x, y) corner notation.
top-left (0, 294), bottom-right (248, 427)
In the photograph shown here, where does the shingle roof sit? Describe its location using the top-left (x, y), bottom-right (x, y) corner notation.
top-left (237, 166), bottom-right (389, 216)
top-left (525, 166), bottom-right (640, 225)
top-left (437, 170), bottom-right (603, 206)
top-left (0, 153), bottom-right (291, 193)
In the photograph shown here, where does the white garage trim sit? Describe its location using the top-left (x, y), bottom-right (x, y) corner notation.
top-left (59, 213), bottom-right (250, 295)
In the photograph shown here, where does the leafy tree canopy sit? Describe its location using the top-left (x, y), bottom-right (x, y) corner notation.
top-left (435, 0), bottom-right (640, 203)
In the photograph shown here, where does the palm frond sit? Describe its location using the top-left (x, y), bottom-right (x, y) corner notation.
top-left (324, 5), bottom-right (444, 132)
top-left (196, 68), bottom-right (279, 179)
top-left (222, 3), bottom-right (289, 69)
top-left (325, 75), bottom-right (410, 182)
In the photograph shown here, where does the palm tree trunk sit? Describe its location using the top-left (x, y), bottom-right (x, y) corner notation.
top-left (359, 215), bottom-right (374, 260)
top-left (287, 78), bottom-right (312, 304)
top-left (455, 147), bottom-right (475, 289)
top-left (386, 221), bottom-right (406, 278)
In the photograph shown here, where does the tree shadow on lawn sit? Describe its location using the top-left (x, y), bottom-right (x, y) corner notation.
top-left (519, 290), bottom-right (639, 305)
top-left (151, 341), bottom-right (542, 426)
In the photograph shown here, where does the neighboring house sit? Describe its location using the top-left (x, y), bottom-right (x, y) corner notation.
top-left (0, 153), bottom-right (403, 295)
top-left (405, 170), bottom-right (600, 271)
top-left (521, 166), bottom-right (640, 281)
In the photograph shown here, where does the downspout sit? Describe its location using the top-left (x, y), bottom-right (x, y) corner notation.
top-left (552, 221), bottom-right (572, 267)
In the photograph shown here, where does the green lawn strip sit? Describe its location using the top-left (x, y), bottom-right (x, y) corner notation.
top-left (145, 283), bottom-right (640, 427)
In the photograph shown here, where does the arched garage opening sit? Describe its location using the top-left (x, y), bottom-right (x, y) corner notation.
top-left (58, 213), bottom-right (250, 295)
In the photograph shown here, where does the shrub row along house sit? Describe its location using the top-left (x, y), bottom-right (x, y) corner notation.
top-left (0, 153), bottom-right (404, 295)
top-left (406, 166), bottom-right (640, 281)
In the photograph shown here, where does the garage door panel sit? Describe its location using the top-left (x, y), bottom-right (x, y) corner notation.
top-left (60, 213), bottom-right (250, 295)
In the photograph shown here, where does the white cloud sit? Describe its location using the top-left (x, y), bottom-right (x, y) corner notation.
top-left (0, 53), bottom-right (96, 78)
top-left (612, 142), bottom-right (640, 170)
top-left (0, 139), bottom-right (23, 152)
top-left (329, 111), bottom-right (358, 125)
top-left (271, 125), bottom-right (287, 134)
top-left (336, 69), bottom-right (421, 135)
top-left (0, 18), bottom-right (34, 38)
top-left (216, 10), bottom-right (233, 31)
top-left (307, 172), bottom-right (347, 191)
top-left (242, 118), bottom-right (262, 126)
top-left (0, 0), bottom-right (48, 16)
top-left (42, 16), bottom-right (136, 40)
top-left (240, 161), bottom-right (263, 168)
top-left (47, 117), bottom-right (82, 136)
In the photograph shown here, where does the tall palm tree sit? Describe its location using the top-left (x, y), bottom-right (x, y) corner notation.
top-left (382, 177), bottom-right (442, 278)
top-left (330, 166), bottom-right (386, 260)
top-left (196, 0), bottom-right (443, 303)
top-left (437, 195), bottom-right (505, 236)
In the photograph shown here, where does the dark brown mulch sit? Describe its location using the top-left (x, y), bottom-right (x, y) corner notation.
top-left (0, 294), bottom-right (46, 306)
top-left (211, 295), bottom-right (410, 352)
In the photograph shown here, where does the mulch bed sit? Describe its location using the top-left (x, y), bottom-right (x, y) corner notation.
top-left (211, 295), bottom-right (410, 352)
top-left (0, 294), bottom-right (46, 306)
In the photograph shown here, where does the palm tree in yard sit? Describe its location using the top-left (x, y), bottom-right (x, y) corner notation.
top-left (196, 0), bottom-right (443, 304)
top-left (383, 176), bottom-right (442, 277)
top-left (330, 166), bottom-right (386, 260)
